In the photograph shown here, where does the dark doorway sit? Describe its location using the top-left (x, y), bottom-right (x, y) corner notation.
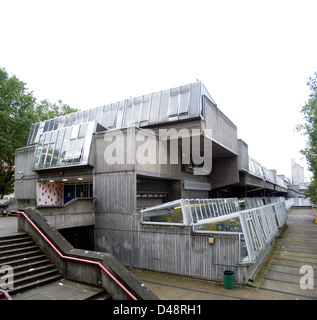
top-left (59, 226), bottom-right (94, 250)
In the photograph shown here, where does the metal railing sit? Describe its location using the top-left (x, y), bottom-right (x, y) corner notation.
top-left (0, 289), bottom-right (12, 300)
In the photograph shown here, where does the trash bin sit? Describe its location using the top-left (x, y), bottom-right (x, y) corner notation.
top-left (224, 270), bottom-right (234, 289)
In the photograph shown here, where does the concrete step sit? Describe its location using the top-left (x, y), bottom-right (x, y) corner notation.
top-left (0, 248), bottom-right (43, 264)
top-left (86, 290), bottom-right (112, 300)
top-left (8, 273), bottom-right (63, 295)
top-left (0, 244), bottom-right (39, 258)
top-left (0, 235), bottom-right (31, 247)
top-left (13, 268), bottom-right (62, 287)
top-left (11, 257), bottom-right (52, 273)
top-left (0, 253), bottom-right (48, 268)
top-left (0, 232), bottom-right (28, 241)
top-left (13, 263), bottom-right (57, 280)
top-left (0, 240), bottom-right (35, 251)
top-left (0, 232), bottom-right (63, 297)
top-left (0, 232), bottom-right (111, 300)
top-left (9, 279), bottom-right (111, 300)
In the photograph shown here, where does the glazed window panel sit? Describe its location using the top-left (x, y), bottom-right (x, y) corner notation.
top-left (240, 234), bottom-right (249, 263)
top-left (44, 144), bottom-right (53, 166)
top-left (72, 138), bottom-right (84, 159)
top-left (142, 202), bottom-right (184, 224)
top-left (64, 139), bottom-right (76, 160)
top-left (194, 216), bottom-right (242, 233)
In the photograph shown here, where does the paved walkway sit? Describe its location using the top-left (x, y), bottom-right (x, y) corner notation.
top-left (130, 208), bottom-right (317, 300)
top-left (11, 278), bottom-right (105, 300)
top-left (0, 216), bottom-right (19, 236)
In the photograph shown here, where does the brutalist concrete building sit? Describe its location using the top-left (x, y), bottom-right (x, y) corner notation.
top-left (14, 81), bottom-right (289, 283)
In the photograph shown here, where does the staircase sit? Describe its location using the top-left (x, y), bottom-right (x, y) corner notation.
top-left (0, 232), bottom-right (62, 296)
top-left (0, 232), bottom-right (111, 300)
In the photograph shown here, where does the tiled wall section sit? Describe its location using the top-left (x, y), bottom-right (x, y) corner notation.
top-left (37, 181), bottom-right (64, 206)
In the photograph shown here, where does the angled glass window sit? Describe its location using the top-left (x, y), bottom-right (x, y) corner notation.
top-left (51, 129), bottom-right (65, 166)
top-left (78, 123), bottom-right (88, 138)
top-left (142, 200), bottom-right (184, 224)
top-left (33, 121), bottom-right (96, 170)
top-left (239, 234), bottom-right (249, 263)
top-left (48, 119), bottom-right (54, 131)
top-left (43, 120), bottom-right (50, 133)
top-left (27, 124), bottom-right (35, 146)
top-left (193, 215), bottom-right (242, 233)
top-left (72, 138), bottom-right (84, 160)
top-left (58, 127), bottom-right (72, 165)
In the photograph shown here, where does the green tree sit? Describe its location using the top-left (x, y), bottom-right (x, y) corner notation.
top-left (0, 67), bottom-right (78, 198)
top-left (297, 72), bottom-right (317, 204)
top-left (34, 99), bottom-right (78, 122)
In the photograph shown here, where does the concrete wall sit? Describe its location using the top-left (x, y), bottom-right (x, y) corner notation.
top-left (37, 166), bottom-right (93, 182)
top-left (135, 224), bottom-right (247, 283)
top-left (36, 198), bottom-right (94, 229)
top-left (95, 217), bottom-right (251, 284)
top-left (209, 156), bottom-right (239, 190)
top-left (202, 96), bottom-right (238, 155)
top-left (238, 139), bottom-right (249, 172)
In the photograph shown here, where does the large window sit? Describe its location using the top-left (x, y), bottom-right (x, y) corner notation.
top-left (64, 183), bottom-right (93, 204)
top-left (193, 215), bottom-right (242, 233)
top-left (142, 200), bottom-right (184, 224)
top-left (33, 121), bottom-right (95, 170)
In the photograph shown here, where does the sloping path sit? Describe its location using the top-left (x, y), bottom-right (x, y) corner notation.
top-left (258, 208), bottom-right (317, 299)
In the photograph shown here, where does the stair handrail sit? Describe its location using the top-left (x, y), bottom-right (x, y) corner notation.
top-left (16, 211), bottom-right (137, 300)
top-left (0, 289), bottom-right (12, 300)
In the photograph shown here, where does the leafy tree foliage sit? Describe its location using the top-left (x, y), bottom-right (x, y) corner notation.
top-left (297, 72), bottom-right (317, 204)
top-left (0, 67), bottom-right (78, 198)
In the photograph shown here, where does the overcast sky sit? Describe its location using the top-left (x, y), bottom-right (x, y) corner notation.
top-left (1, 0), bottom-right (316, 179)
